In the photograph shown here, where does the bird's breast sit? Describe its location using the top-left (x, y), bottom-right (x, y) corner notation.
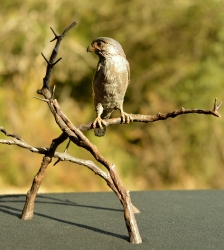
top-left (92, 55), bottom-right (129, 109)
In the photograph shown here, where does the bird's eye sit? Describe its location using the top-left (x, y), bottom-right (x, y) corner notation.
top-left (97, 41), bottom-right (102, 47)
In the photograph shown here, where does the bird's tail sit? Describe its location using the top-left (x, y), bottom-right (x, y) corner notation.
top-left (94, 111), bottom-right (112, 137)
top-left (94, 126), bottom-right (106, 137)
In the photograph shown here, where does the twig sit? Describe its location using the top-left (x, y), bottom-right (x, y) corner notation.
top-left (52, 85), bottom-right (56, 99)
top-left (53, 139), bottom-right (70, 166)
top-left (213, 98), bottom-right (222, 114)
top-left (33, 96), bottom-right (49, 103)
top-left (50, 27), bottom-right (59, 42)
top-left (0, 126), bottom-right (22, 141)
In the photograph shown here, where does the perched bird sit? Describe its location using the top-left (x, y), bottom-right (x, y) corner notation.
top-left (87, 37), bottom-right (132, 136)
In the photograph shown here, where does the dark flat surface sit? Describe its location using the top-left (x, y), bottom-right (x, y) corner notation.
top-left (0, 190), bottom-right (224, 249)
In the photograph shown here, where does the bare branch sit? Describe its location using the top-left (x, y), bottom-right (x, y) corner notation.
top-left (76, 98), bottom-right (222, 132)
top-left (62, 21), bottom-right (77, 36)
top-left (213, 98), bottom-right (222, 115)
top-left (41, 52), bottom-right (49, 64)
top-left (0, 130), bottom-right (125, 215)
top-left (37, 21), bottom-right (76, 98)
top-left (53, 139), bottom-right (70, 166)
top-left (52, 85), bottom-right (56, 99)
top-left (33, 96), bottom-right (49, 103)
top-left (50, 21), bottom-right (76, 42)
top-left (50, 27), bottom-right (59, 42)
top-left (0, 138), bottom-right (47, 154)
top-left (21, 132), bottom-right (68, 220)
top-left (52, 57), bottom-right (62, 65)
top-left (0, 136), bottom-right (109, 182)
top-left (0, 126), bottom-right (22, 141)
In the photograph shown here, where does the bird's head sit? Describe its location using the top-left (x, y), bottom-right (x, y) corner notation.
top-left (87, 37), bottom-right (126, 58)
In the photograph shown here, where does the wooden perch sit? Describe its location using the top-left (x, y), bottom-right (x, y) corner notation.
top-left (76, 98), bottom-right (221, 132)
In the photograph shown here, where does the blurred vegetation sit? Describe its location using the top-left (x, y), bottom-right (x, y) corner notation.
top-left (1, 0), bottom-right (224, 193)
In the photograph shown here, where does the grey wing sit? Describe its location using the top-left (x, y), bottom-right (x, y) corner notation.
top-left (116, 58), bottom-right (130, 98)
top-left (92, 62), bottom-right (105, 107)
top-left (126, 59), bottom-right (130, 86)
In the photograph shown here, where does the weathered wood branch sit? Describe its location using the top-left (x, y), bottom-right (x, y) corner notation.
top-left (76, 99), bottom-right (221, 132)
top-left (21, 132), bottom-right (68, 220)
top-left (37, 21), bottom-right (76, 98)
top-left (0, 128), bottom-right (121, 204)
top-left (0, 126), bottom-right (23, 140)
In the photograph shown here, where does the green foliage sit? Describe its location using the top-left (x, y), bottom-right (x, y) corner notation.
top-left (1, 0), bottom-right (224, 193)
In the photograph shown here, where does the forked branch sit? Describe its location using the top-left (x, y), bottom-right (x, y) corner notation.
top-left (37, 21), bottom-right (76, 98)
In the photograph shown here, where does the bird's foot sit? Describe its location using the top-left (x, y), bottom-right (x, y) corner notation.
top-left (92, 117), bottom-right (107, 129)
top-left (121, 111), bottom-right (133, 124)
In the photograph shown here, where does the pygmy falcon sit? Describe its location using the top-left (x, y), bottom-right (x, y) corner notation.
top-left (87, 37), bottom-right (131, 136)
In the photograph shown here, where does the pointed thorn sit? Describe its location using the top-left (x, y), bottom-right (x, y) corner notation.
top-left (50, 37), bottom-right (58, 42)
top-left (33, 96), bottom-right (49, 103)
top-left (53, 57), bottom-right (62, 65)
top-left (217, 101), bottom-right (222, 109)
top-left (50, 27), bottom-right (57, 36)
top-left (64, 140), bottom-right (71, 153)
top-left (53, 159), bottom-right (61, 166)
top-left (41, 53), bottom-right (49, 64)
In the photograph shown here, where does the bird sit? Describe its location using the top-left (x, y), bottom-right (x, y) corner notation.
top-left (87, 37), bottom-right (132, 136)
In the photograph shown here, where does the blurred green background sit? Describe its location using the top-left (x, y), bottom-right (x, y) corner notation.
top-left (1, 0), bottom-right (224, 194)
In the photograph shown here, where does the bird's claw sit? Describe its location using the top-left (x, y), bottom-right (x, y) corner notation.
top-left (121, 112), bottom-right (132, 124)
top-left (93, 117), bottom-right (107, 129)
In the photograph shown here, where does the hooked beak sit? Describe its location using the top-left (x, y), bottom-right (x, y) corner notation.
top-left (87, 44), bottom-right (95, 52)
